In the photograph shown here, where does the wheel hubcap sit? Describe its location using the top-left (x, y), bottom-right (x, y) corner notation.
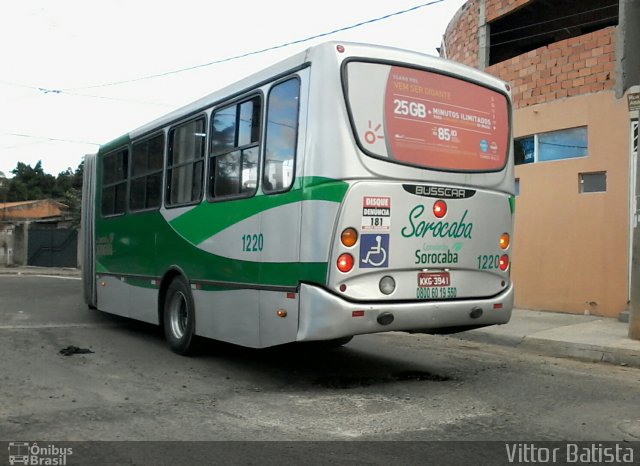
top-left (169, 291), bottom-right (188, 339)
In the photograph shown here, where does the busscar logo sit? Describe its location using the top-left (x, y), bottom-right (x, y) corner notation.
top-left (8, 442), bottom-right (73, 465)
top-left (403, 184), bottom-right (476, 199)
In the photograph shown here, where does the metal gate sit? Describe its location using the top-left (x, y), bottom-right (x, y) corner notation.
top-left (27, 227), bottom-right (78, 267)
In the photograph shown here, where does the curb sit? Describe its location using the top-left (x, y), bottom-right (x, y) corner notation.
top-left (519, 337), bottom-right (640, 367)
top-left (455, 319), bottom-right (640, 369)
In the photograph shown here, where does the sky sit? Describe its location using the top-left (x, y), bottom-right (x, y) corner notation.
top-left (0, 0), bottom-right (466, 178)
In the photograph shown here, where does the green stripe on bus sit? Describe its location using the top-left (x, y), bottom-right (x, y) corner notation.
top-left (509, 196), bottom-right (515, 214)
top-left (96, 210), bottom-right (329, 287)
top-left (168, 177), bottom-right (348, 245)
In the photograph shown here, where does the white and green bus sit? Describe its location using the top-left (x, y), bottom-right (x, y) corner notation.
top-left (82, 42), bottom-right (514, 354)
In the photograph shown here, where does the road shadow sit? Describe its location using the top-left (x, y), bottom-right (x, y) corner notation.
top-left (94, 311), bottom-right (458, 389)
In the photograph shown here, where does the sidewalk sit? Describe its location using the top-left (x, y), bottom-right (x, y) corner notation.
top-left (2, 266), bottom-right (640, 368)
top-left (457, 308), bottom-right (640, 368)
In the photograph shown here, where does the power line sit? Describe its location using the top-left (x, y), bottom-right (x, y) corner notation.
top-left (491, 16), bottom-right (618, 47)
top-left (63, 90), bottom-right (173, 107)
top-left (490, 4), bottom-right (618, 37)
top-left (0, 132), bottom-right (100, 146)
top-left (0, 80), bottom-right (173, 107)
top-left (63, 0), bottom-right (445, 91)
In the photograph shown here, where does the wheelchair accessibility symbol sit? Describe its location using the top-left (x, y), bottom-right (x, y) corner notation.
top-left (360, 234), bottom-right (389, 268)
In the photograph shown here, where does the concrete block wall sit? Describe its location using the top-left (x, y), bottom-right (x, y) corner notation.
top-left (0, 225), bottom-right (15, 266)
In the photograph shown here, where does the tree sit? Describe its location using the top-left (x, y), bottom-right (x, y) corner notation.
top-left (6, 161), bottom-right (55, 201)
top-left (3, 160), bottom-right (84, 226)
top-left (56, 162), bottom-right (84, 226)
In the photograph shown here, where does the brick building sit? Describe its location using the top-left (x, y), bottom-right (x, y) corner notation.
top-left (441, 0), bottom-right (639, 316)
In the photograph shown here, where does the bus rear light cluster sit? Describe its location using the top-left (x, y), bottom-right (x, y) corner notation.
top-left (499, 233), bottom-right (510, 250)
top-left (341, 228), bottom-right (358, 247)
top-left (499, 255), bottom-right (509, 271)
top-left (337, 227), bottom-right (358, 273)
top-left (337, 253), bottom-right (354, 273)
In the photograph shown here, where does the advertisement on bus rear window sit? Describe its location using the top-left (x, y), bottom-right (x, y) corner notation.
top-left (345, 62), bottom-right (509, 172)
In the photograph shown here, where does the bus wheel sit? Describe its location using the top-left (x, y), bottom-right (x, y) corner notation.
top-left (163, 276), bottom-right (196, 355)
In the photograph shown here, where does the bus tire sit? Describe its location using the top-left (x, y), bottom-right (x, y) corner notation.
top-left (163, 276), bottom-right (196, 355)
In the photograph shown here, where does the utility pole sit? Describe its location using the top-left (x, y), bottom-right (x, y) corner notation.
top-left (628, 97), bottom-right (639, 340)
top-left (0, 171), bottom-right (6, 221)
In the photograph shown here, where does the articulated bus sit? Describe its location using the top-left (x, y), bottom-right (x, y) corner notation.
top-left (82, 42), bottom-right (514, 354)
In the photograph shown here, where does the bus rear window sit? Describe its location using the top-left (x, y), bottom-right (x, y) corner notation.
top-left (345, 62), bottom-right (509, 172)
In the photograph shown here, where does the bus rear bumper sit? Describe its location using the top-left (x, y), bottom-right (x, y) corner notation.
top-left (297, 283), bottom-right (514, 342)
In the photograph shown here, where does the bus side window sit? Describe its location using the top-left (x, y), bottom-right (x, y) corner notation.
top-left (209, 96), bottom-right (261, 200)
top-left (263, 78), bottom-right (300, 194)
top-left (101, 147), bottom-right (128, 217)
top-left (130, 133), bottom-right (164, 212)
top-left (166, 117), bottom-right (206, 207)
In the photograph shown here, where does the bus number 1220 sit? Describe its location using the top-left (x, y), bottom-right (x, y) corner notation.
top-left (242, 234), bottom-right (264, 252)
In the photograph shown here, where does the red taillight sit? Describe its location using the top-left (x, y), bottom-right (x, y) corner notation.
top-left (433, 200), bottom-right (447, 218)
top-left (337, 253), bottom-right (354, 273)
top-left (499, 255), bottom-right (509, 271)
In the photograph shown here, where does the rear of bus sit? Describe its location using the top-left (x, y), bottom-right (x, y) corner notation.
top-left (297, 44), bottom-right (514, 341)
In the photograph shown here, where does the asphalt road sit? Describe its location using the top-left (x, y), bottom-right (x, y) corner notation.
top-left (1, 275), bottom-right (639, 464)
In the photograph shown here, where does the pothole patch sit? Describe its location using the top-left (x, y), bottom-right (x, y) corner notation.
top-left (312, 370), bottom-right (451, 389)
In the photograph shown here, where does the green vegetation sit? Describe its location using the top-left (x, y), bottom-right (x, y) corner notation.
top-left (0, 160), bottom-right (84, 225)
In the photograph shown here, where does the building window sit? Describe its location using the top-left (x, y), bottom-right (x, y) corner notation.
top-left (101, 147), bottom-right (128, 217)
top-left (130, 133), bottom-right (164, 212)
top-left (209, 96), bottom-right (261, 199)
top-left (167, 117), bottom-right (206, 207)
top-left (489, 0), bottom-right (619, 65)
top-left (515, 178), bottom-right (520, 196)
top-left (263, 79), bottom-right (300, 194)
top-left (515, 127), bottom-right (588, 165)
top-left (579, 171), bottom-right (606, 193)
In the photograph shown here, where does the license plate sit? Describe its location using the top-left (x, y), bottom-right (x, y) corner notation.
top-left (417, 272), bottom-right (450, 287)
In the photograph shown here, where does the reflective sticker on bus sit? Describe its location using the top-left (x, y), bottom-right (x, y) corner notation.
top-left (359, 234), bottom-right (390, 268)
top-left (361, 196), bottom-right (391, 231)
